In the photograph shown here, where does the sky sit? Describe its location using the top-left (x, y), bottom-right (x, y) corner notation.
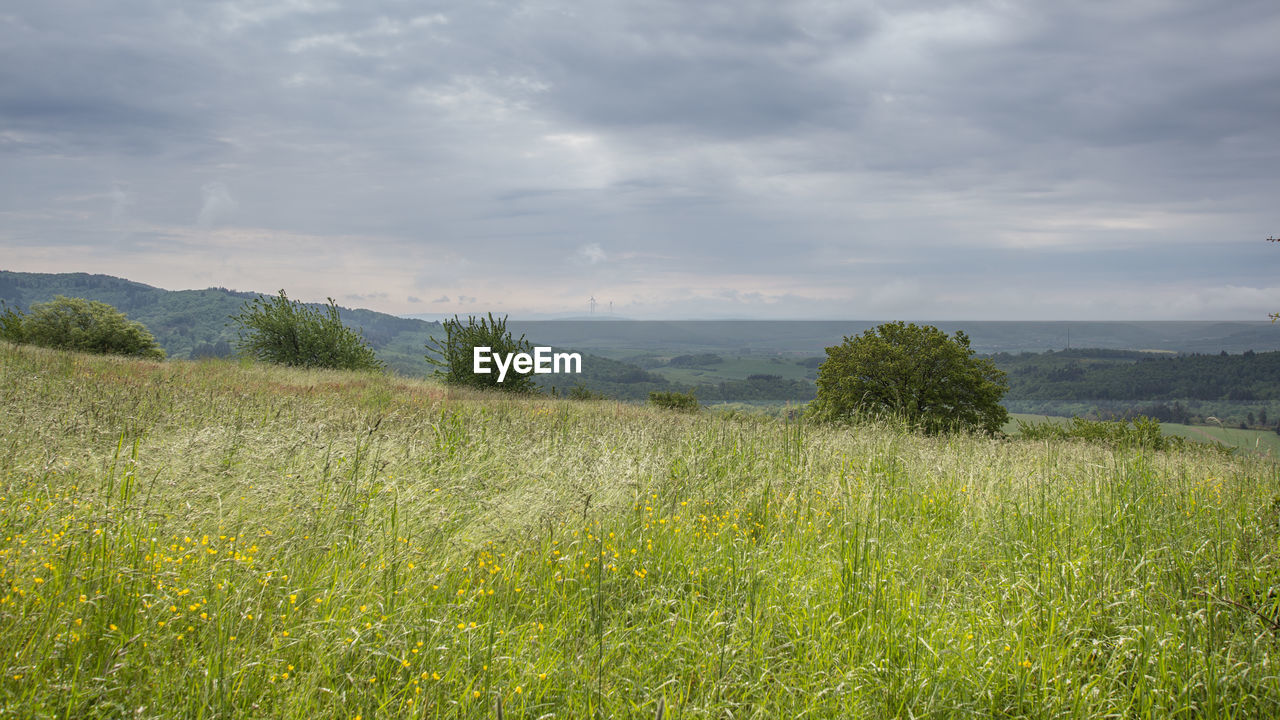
top-left (2, 1), bottom-right (1278, 320)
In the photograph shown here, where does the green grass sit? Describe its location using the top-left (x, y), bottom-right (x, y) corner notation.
top-left (3, 342), bottom-right (1280, 718)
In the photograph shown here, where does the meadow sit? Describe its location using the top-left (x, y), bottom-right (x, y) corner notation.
top-left (2, 342), bottom-right (1279, 718)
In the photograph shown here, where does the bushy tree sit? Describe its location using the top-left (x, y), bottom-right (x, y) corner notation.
top-left (424, 313), bottom-right (538, 393)
top-left (810, 321), bottom-right (1009, 435)
top-left (232, 290), bottom-right (382, 371)
top-left (2, 296), bottom-right (164, 359)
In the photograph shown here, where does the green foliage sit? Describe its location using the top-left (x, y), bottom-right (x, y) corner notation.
top-left (649, 389), bottom-right (700, 412)
top-left (811, 321), bottom-right (1009, 435)
top-left (1016, 416), bottom-right (1191, 451)
top-left (425, 313), bottom-right (538, 393)
top-left (232, 290), bottom-right (382, 371)
top-left (7, 295), bottom-right (164, 359)
top-left (0, 301), bottom-right (24, 343)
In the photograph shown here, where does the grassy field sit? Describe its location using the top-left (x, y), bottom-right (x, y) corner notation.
top-left (3, 343), bottom-right (1280, 718)
top-left (1009, 413), bottom-right (1280, 458)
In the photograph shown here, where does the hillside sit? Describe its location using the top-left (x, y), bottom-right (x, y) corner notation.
top-left (0, 270), bottom-right (440, 374)
top-left (2, 342), bottom-right (1279, 717)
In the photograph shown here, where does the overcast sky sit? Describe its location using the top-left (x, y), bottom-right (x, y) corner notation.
top-left (2, 1), bottom-right (1278, 320)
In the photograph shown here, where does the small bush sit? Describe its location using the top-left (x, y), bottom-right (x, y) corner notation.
top-left (425, 313), bottom-right (538, 393)
top-left (4, 296), bottom-right (164, 359)
top-left (232, 290), bottom-right (382, 371)
top-left (649, 390), bottom-right (700, 412)
top-left (1016, 415), bottom-right (1187, 451)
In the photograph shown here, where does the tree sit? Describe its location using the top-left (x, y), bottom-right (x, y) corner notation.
top-left (809, 321), bottom-right (1009, 435)
top-left (2, 295), bottom-right (164, 359)
top-left (232, 290), bottom-right (382, 371)
top-left (424, 313), bottom-right (538, 393)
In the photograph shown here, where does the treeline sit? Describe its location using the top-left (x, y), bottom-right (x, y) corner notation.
top-left (992, 349), bottom-right (1280, 429)
top-left (994, 349), bottom-right (1280, 402)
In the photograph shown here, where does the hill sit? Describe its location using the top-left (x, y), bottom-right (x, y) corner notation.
top-left (2, 341), bottom-right (1278, 717)
top-left (0, 270), bottom-right (440, 375)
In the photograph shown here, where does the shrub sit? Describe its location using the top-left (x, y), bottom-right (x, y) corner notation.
top-left (232, 290), bottom-right (382, 371)
top-left (809, 321), bottom-right (1008, 435)
top-left (649, 390), bottom-right (700, 412)
top-left (4, 296), bottom-right (164, 359)
top-left (424, 313), bottom-right (538, 393)
top-left (0, 302), bottom-right (24, 343)
top-left (1016, 416), bottom-right (1188, 451)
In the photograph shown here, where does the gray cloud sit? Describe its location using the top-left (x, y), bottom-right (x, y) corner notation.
top-left (1, 1), bottom-right (1278, 319)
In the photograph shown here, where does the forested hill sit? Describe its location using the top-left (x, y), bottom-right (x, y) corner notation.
top-left (996, 349), bottom-right (1280, 402)
top-left (993, 348), bottom-right (1280, 426)
top-left (0, 270), bottom-right (439, 373)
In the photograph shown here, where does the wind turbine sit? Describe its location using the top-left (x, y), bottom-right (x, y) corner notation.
top-left (588, 296), bottom-right (597, 315)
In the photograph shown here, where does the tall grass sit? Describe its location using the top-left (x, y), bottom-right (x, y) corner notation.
top-left (1, 342), bottom-right (1278, 718)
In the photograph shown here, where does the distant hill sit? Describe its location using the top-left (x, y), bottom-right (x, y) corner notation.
top-left (506, 319), bottom-right (1280, 356)
top-left (0, 270), bottom-right (441, 375)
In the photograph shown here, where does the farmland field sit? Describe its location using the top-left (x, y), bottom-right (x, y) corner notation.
top-left (2, 342), bottom-right (1280, 718)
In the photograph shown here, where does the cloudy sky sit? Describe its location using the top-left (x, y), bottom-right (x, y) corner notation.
top-left (2, 1), bottom-right (1278, 320)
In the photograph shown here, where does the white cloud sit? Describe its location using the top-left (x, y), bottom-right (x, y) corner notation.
top-left (576, 243), bottom-right (606, 265)
top-left (197, 182), bottom-right (238, 227)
